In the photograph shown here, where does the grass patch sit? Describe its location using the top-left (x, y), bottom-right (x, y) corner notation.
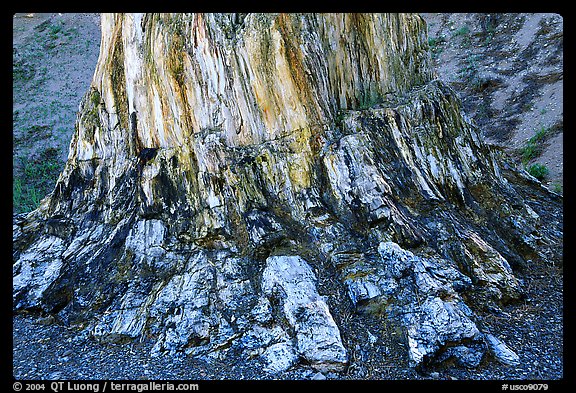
top-left (428, 35), bottom-right (446, 59)
top-left (526, 163), bottom-right (549, 181)
top-left (13, 148), bottom-right (63, 214)
top-left (452, 25), bottom-right (472, 47)
top-left (520, 126), bottom-right (549, 164)
top-left (551, 182), bottom-right (562, 194)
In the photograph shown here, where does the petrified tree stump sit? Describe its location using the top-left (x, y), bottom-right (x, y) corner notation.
top-left (13, 13), bottom-right (562, 373)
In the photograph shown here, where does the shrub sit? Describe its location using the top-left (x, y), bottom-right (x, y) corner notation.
top-left (520, 127), bottom-right (549, 165)
top-left (527, 163), bottom-right (549, 180)
top-left (552, 182), bottom-right (563, 194)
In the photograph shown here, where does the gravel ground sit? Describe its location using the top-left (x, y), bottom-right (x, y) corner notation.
top-left (13, 260), bottom-right (564, 383)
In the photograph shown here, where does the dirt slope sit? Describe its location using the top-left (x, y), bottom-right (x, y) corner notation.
top-left (13, 13), bottom-right (101, 213)
top-left (421, 13), bottom-right (563, 192)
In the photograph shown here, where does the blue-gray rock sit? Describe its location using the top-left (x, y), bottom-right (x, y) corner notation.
top-left (262, 255), bottom-right (348, 372)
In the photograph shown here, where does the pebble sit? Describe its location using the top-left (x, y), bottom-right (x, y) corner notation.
top-left (36, 315), bottom-right (56, 325)
top-left (311, 371), bottom-right (327, 380)
top-left (48, 371), bottom-right (62, 380)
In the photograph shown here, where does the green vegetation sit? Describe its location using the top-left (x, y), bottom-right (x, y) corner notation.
top-left (36, 19), bottom-right (66, 49)
top-left (428, 35), bottom-right (446, 59)
top-left (358, 92), bottom-right (382, 110)
top-left (48, 22), bottom-right (63, 38)
top-left (518, 127), bottom-right (552, 182)
top-left (13, 49), bottom-right (35, 82)
top-left (526, 163), bottom-right (549, 181)
top-left (551, 182), bottom-right (562, 194)
top-left (453, 25), bottom-right (470, 37)
top-left (482, 17), bottom-right (497, 43)
top-left (334, 109), bottom-right (346, 126)
top-left (452, 25), bottom-right (472, 47)
top-left (13, 15), bottom-right (97, 215)
top-left (13, 148), bottom-right (62, 214)
top-left (458, 55), bottom-right (487, 92)
top-left (520, 126), bottom-right (549, 165)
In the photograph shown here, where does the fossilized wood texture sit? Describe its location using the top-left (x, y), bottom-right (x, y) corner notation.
top-left (13, 13), bottom-right (562, 372)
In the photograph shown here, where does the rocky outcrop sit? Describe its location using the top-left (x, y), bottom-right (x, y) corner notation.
top-left (13, 13), bottom-right (562, 374)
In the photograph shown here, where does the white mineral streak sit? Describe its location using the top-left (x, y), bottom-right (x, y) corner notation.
top-left (460, 230), bottom-right (522, 300)
top-left (149, 251), bottom-right (214, 355)
top-left (13, 236), bottom-right (66, 309)
top-left (122, 14), bottom-right (144, 119)
top-left (262, 255), bottom-right (348, 371)
top-left (323, 134), bottom-right (393, 221)
top-left (386, 110), bottom-right (439, 199)
top-left (405, 296), bottom-right (483, 367)
top-left (85, 13), bottom-right (431, 155)
top-left (92, 283), bottom-right (155, 341)
top-left (124, 219), bottom-right (166, 254)
top-left (262, 342), bottom-right (299, 373)
top-left (61, 224), bottom-right (105, 263)
top-left (484, 333), bottom-right (521, 366)
top-left (372, 242), bottom-right (485, 367)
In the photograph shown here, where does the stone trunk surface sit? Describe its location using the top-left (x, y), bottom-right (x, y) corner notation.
top-left (13, 13), bottom-right (562, 373)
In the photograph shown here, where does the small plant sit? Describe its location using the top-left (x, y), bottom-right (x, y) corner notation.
top-left (520, 126), bottom-right (549, 165)
top-left (13, 175), bottom-right (45, 213)
top-left (334, 110), bottom-right (346, 126)
top-left (453, 25), bottom-right (470, 37)
top-left (13, 48), bottom-right (35, 83)
top-left (484, 26), bottom-right (496, 43)
top-left (551, 182), bottom-right (563, 194)
top-left (452, 25), bottom-right (472, 47)
top-left (13, 148), bottom-right (63, 214)
top-left (428, 35), bottom-right (446, 58)
top-left (481, 15), bottom-right (498, 43)
top-left (520, 143), bottom-right (538, 164)
top-left (358, 93), bottom-right (381, 110)
top-left (49, 23), bottom-right (62, 38)
top-left (531, 126), bottom-right (548, 142)
top-left (526, 163), bottom-right (549, 180)
top-left (458, 55), bottom-right (487, 91)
